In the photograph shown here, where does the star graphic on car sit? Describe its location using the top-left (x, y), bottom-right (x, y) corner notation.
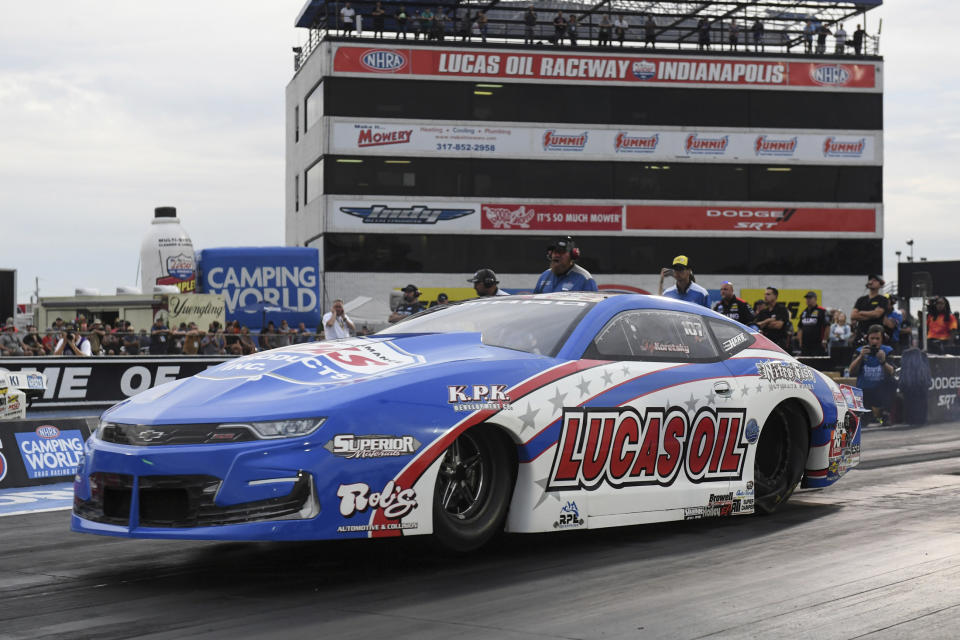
top-left (549, 387), bottom-right (568, 413)
top-left (684, 393), bottom-right (698, 411)
top-left (740, 386), bottom-right (750, 397)
top-left (517, 404), bottom-right (540, 433)
top-left (533, 477), bottom-right (563, 508)
top-left (601, 369), bottom-right (614, 386)
top-left (576, 377), bottom-right (591, 398)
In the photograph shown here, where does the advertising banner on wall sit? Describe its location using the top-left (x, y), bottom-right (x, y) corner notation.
top-left (625, 205), bottom-right (880, 236)
top-left (331, 121), bottom-right (881, 165)
top-left (197, 247), bottom-right (321, 330)
top-left (0, 357), bottom-right (228, 408)
top-left (329, 200), bottom-right (482, 233)
top-left (480, 203), bottom-right (623, 231)
top-left (0, 417), bottom-right (95, 489)
top-left (332, 45), bottom-right (881, 91)
top-left (161, 294), bottom-right (226, 330)
top-left (926, 356), bottom-right (960, 424)
top-left (741, 288), bottom-right (821, 331)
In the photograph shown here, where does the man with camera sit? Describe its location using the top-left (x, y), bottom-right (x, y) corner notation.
top-left (324, 299), bottom-right (356, 339)
top-left (849, 324), bottom-right (895, 424)
top-left (53, 325), bottom-right (92, 356)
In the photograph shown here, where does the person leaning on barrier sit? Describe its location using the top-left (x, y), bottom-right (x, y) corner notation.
top-left (54, 324), bottom-right (91, 356)
top-left (122, 323), bottom-right (141, 355)
top-left (849, 324), bottom-right (895, 425)
top-left (0, 321), bottom-right (25, 356)
top-left (22, 325), bottom-right (47, 356)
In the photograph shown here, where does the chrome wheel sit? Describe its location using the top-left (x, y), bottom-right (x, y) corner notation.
top-left (438, 432), bottom-right (488, 520)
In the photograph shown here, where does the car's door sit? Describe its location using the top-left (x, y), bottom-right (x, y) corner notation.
top-left (566, 308), bottom-right (748, 519)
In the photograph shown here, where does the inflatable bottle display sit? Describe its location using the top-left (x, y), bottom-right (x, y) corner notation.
top-left (140, 206), bottom-right (197, 294)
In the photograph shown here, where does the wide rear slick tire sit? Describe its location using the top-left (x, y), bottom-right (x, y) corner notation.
top-left (754, 403), bottom-right (809, 514)
top-left (433, 425), bottom-right (515, 552)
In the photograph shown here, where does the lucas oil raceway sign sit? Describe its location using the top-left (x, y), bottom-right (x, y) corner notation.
top-left (333, 45), bottom-right (881, 90)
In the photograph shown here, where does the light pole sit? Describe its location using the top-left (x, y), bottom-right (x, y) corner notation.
top-left (906, 239), bottom-right (914, 262)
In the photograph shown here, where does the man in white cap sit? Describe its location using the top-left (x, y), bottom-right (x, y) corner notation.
top-left (658, 255), bottom-right (709, 307)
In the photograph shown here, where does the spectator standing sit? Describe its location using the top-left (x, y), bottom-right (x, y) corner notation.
top-left (150, 317), bottom-right (170, 355)
top-left (803, 19), bottom-right (815, 53)
top-left (469, 268), bottom-right (509, 297)
top-left (643, 15), bottom-right (656, 49)
top-left (100, 323), bottom-right (120, 355)
top-left (852, 24), bottom-right (865, 55)
top-left (755, 287), bottom-right (791, 350)
top-left (87, 320), bottom-right (105, 355)
top-left (239, 327), bottom-right (257, 355)
top-left (851, 274), bottom-right (888, 345)
top-left (567, 14), bottom-right (578, 46)
top-left (697, 18), bottom-right (710, 50)
top-left (797, 291), bottom-right (829, 356)
top-left (728, 19), bottom-right (739, 50)
top-left (278, 319), bottom-right (294, 346)
top-left (201, 322), bottom-right (226, 355)
top-left (882, 295), bottom-right (903, 352)
top-left (180, 322), bottom-right (201, 355)
top-left (0, 321), bottom-right (24, 356)
top-left (122, 325), bottom-right (141, 355)
top-left (324, 299), bottom-right (356, 339)
top-left (389, 285), bottom-right (427, 323)
top-left (553, 11), bottom-right (566, 45)
top-left (849, 324), bottom-right (895, 424)
top-left (926, 296), bottom-right (957, 354)
top-left (834, 23), bottom-right (847, 54)
top-left (614, 15), bottom-right (628, 46)
top-left (534, 237), bottom-right (598, 293)
top-left (712, 281), bottom-right (755, 326)
top-left (598, 14), bottom-right (612, 47)
top-left (524, 6), bottom-right (537, 44)
top-left (658, 255), bottom-right (708, 307)
top-left (371, 1), bottom-right (386, 38)
top-left (21, 325), bottom-right (47, 356)
top-left (751, 19), bottom-right (764, 52)
top-left (340, 2), bottom-right (355, 36)
top-left (54, 325), bottom-right (92, 356)
top-left (829, 311), bottom-right (852, 349)
top-left (395, 6), bottom-right (408, 39)
top-left (259, 321), bottom-right (281, 350)
top-left (815, 23), bottom-right (831, 54)
top-left (477, 10), bottom-right (488, 43)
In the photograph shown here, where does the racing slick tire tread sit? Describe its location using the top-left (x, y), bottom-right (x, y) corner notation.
top-left (433, 425), bottom-right (516, 553)
top-left (754, 402), bottom-right (809, 515)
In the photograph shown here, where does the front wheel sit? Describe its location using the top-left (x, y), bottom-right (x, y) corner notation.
top-left (754, 403), bottom-right (809, 514)
top-left (433, 426), bottom-right (515, 552)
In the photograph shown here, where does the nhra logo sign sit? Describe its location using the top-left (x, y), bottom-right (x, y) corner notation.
top-left (614, 132), bottom-right (659, 153)
top-left (685, 134), bottom-right (729, 155)
top-left (810, 64), bottom-right (851, 86)
top-left (14, 428), bottom-right (84, 480)
top-left (631, 60), bottom-right (656, 80)
top-left (823, 137), bottom-right (866, 158)
top-left (341, 204), bottom-right (475, 224)
top-left (548, 406), bottom-right (748, 490)
top-left (754, 135), bottom-right (798, 157)
top-left (543, 130), bottom-right (588, 151)
top-left (359, 49), bottom-right (408, 72)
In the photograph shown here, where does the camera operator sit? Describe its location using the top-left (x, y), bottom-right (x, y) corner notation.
top-left (54, 325), bottom-right (92, 356)
top-left (849, 324), bottom-right (895, 424)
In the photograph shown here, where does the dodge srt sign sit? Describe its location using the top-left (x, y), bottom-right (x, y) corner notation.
top-left (625, 205), bottom-right (879, 235)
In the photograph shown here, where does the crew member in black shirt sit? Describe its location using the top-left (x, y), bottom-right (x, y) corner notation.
top-left (798, 291), bottom-right (829, 356)
top-left (755, 286), bottom-right (791, 350)
top-left (851, 274), bottom-right (888, 345)
top-left (712, 281), bottom-right (755, 326)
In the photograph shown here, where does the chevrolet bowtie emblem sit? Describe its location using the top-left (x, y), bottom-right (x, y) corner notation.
top-left (137, 429), bottom-right (165, 442)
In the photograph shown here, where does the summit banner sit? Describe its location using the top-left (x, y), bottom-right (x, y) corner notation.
top-left (332, 46), bottom-right (881, 91)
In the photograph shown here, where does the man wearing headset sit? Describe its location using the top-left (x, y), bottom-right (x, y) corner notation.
top-left (533, 237), bottom-right (598, 293)
top-left (469, 268), bottom-right (510, 296)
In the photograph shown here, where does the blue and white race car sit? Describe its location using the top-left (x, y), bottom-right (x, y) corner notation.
top-left (73, 293), bottom-right (863, 551)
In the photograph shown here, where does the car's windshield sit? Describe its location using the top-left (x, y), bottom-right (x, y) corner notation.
top-left (377, 296), bottom-right (596, 356)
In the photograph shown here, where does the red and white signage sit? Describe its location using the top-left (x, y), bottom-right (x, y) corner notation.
top-left (625, 205), bottom-right (879, 234)
top-left (330, 121), bottom-right (880, 165)
top-left (332, 46), bottom-right (881, 91)
top-left (481, 204), bottom-right (622, 231)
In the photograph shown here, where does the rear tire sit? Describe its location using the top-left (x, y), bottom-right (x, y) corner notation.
top-left (754, 403), bottom-right (809, 514)
top-left (433, 426), bottom-right (515, 552)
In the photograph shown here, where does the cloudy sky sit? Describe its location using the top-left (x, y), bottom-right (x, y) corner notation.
top-left (1, 1), bottom-right (955, 302)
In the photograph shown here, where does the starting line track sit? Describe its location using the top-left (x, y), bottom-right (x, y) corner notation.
top-left (0, 482), bottom-right (74, 517)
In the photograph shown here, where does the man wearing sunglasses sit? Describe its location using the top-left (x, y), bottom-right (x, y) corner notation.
top-left (658, 255), bottom-right (709, 308)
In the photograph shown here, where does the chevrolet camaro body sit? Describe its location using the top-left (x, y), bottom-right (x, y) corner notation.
top-left (72, 293), bottom-right (862, 549)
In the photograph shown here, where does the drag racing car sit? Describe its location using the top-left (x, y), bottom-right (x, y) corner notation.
top-left (73, 293), bottom-right (863, 551)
